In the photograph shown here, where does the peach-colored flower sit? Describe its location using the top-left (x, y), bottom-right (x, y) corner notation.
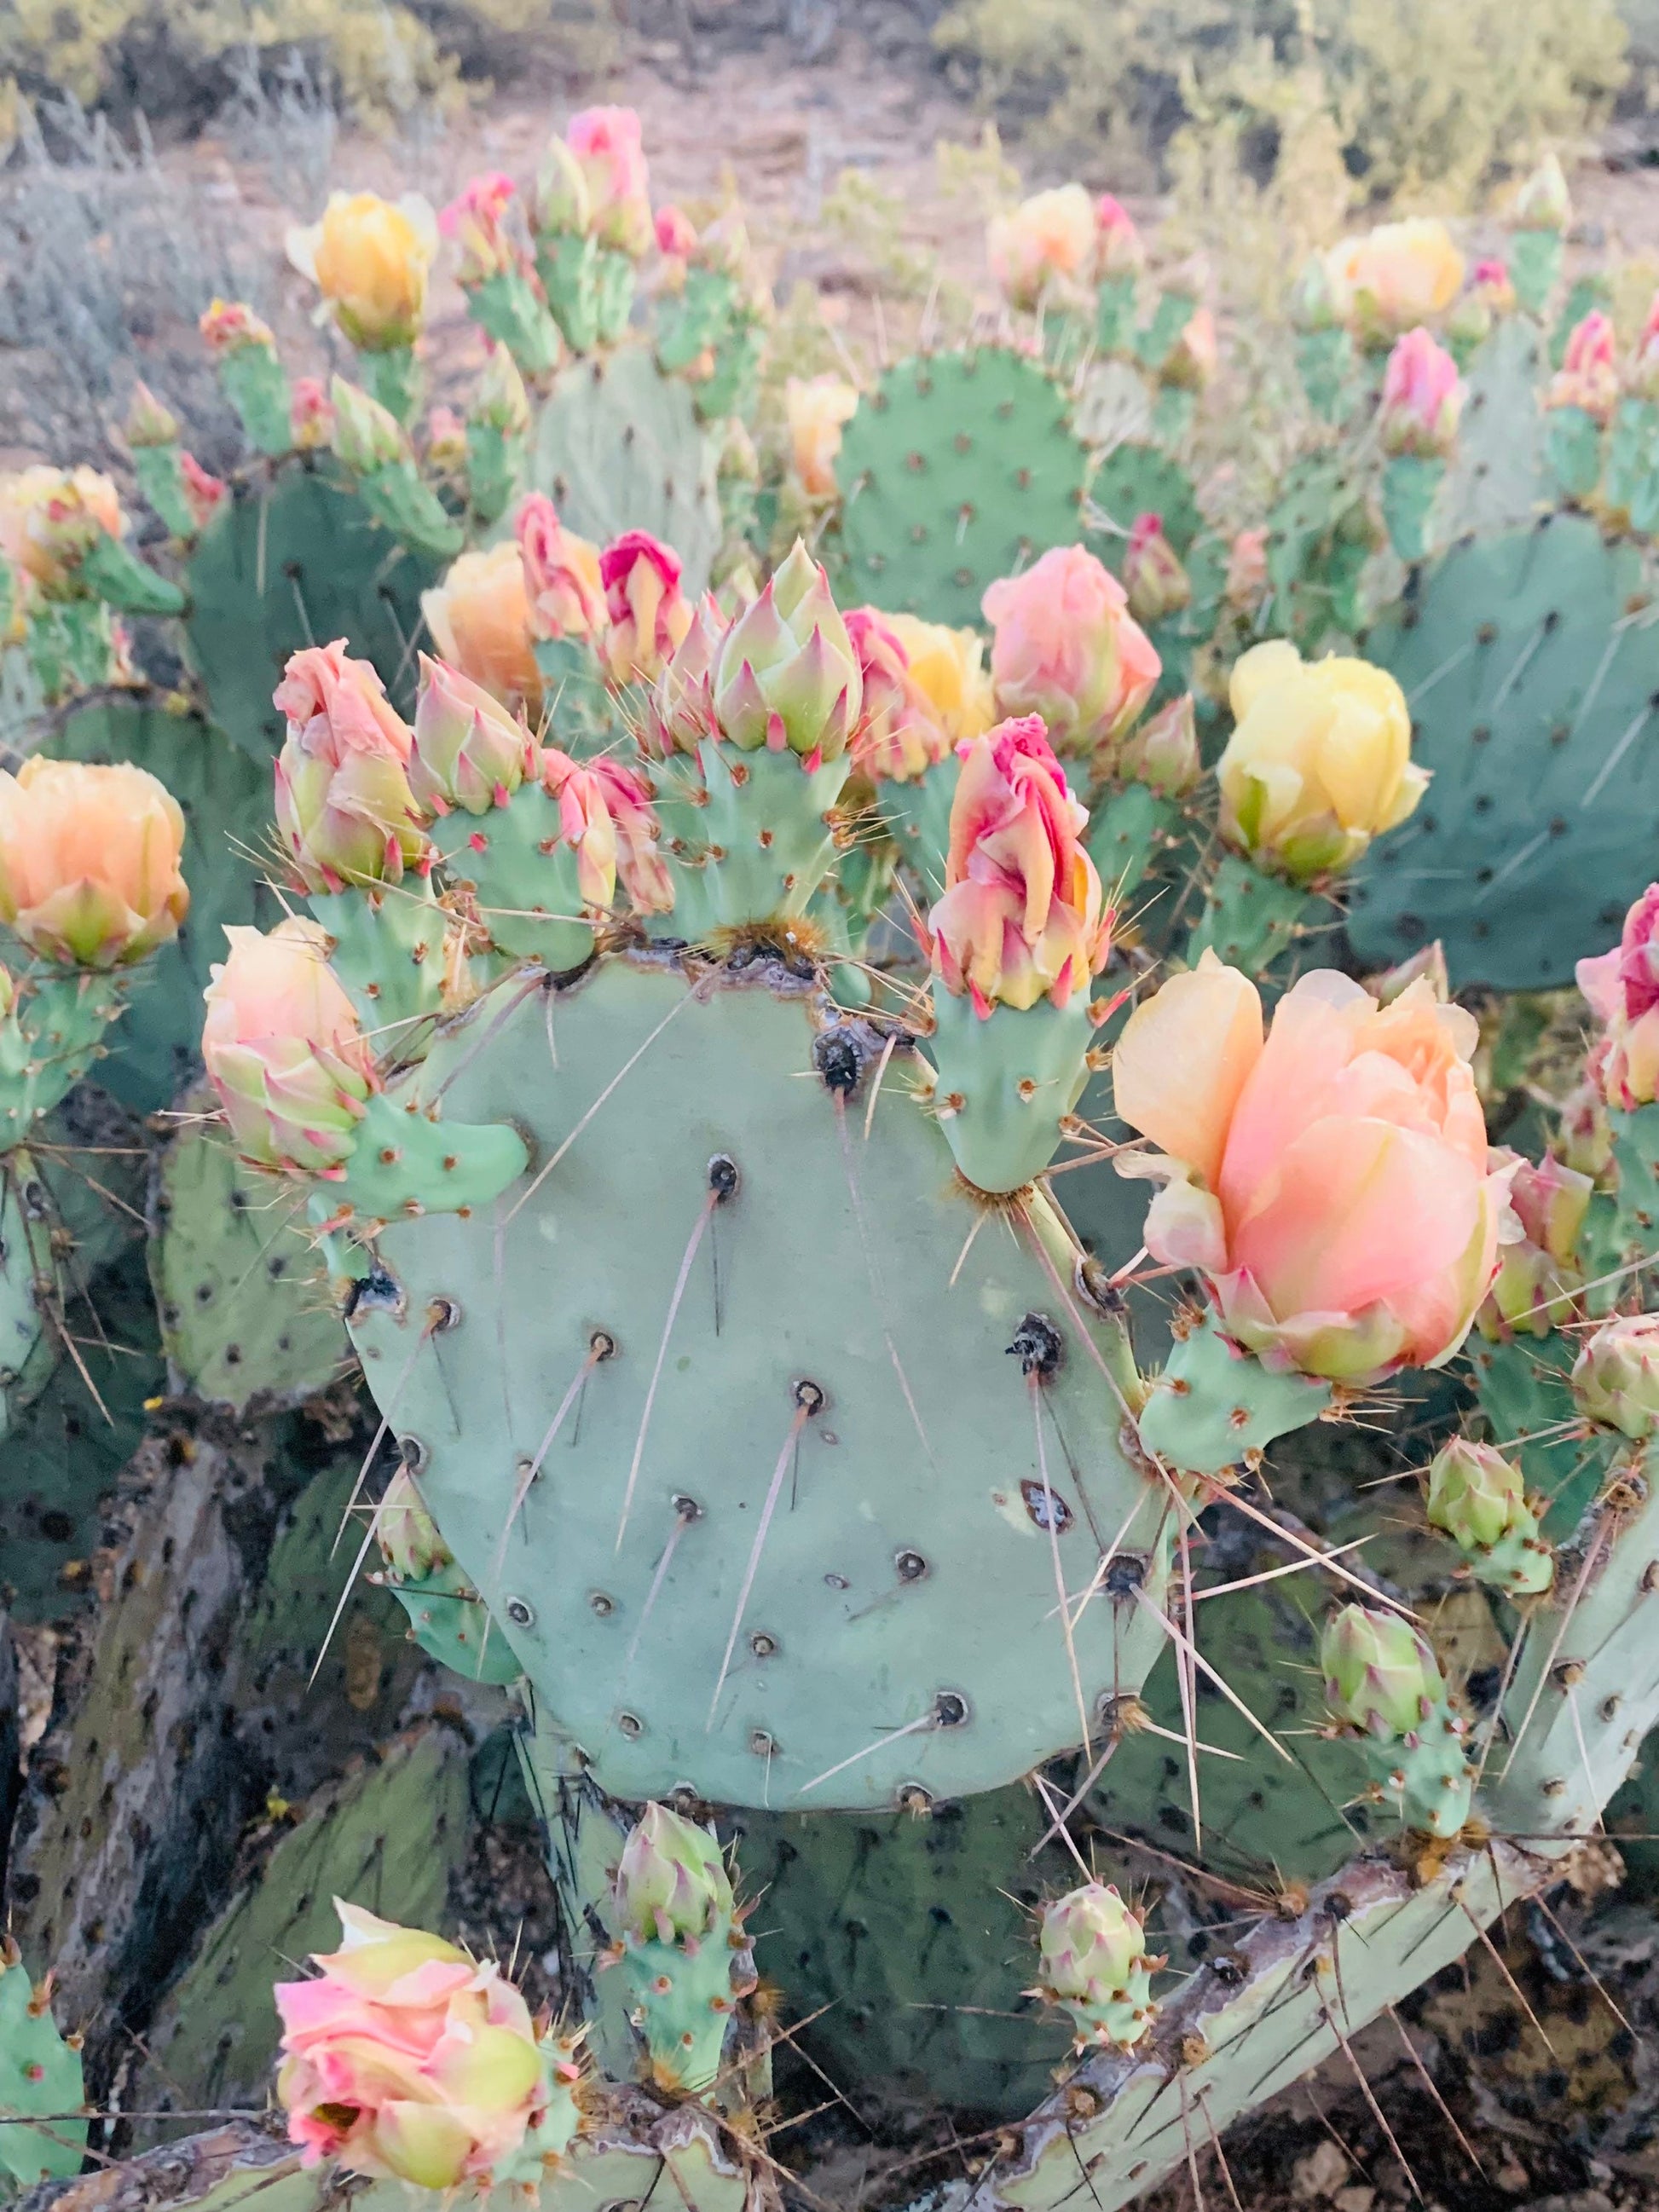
top-left (0, 756), bottom-right (188, 967)
top-left (539, 748), bottom-right (673, 915)
top-left (1378, 326), bottom-right (1464, 457)
top-left (1095, 194), bottom-right (1143, 280)
top-left (1162, 304), bottom-right (1217, 391)
top-left (1112, 956), bottom-right (1505, 1383)
top-left (566, 106), bottom-right (652, 257)
top-left (883, 615), bottom-right (996, 744)
top-left (1217, 640), bottom-right (1427, 881)
top-left (599, 530), bottom-right (692, 686)
top-left (846, 607), bottom-right (952, 784)
top-left (0, 466), bottom-right (124, 593)
top-left (289, 192), bottom-right (437, 349)
top-left (273, 642), bottom-right (424, 893)
top-left (198, 299), bottom-right (275, 354)
top-left (982, 545), bottom-right (1160, 757)
top-left (275, 1902), bottom-right (549, 2189)
top-left (987, 185), bottom-right (1096, 311)
top-left (203, 918), bottom-right (373, 1172)
top-left (440, 172), bottom-right (520, 286)
top-left (1325, 219), bottom-right (1465, 340)
top-left (1547, 309), bottom-right (1620, 423)
top-left (290, 376), bottom-right (335, 451)
top-left (425, 540), bottom-right (545, 715)
top-left (1578, 882), bottom-right (1659, 1109)
top-left (1225, 528), bottom-right (1269, 612)
top-left (785, 375), bottom-right (858, 500)
top-left (927, 717), bottom-right (1109, 1015)
top-left (513, 494), bottom-right (605, 653)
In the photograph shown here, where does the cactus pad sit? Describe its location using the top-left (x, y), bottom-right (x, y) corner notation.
top-left (835, 349), bottom-right (1090, 631)
top-left (348, 953), bottom-right (1170, 1811)
top-left (1348, 514), bottom-right (1659, 988)
top-left (1439, 318), bottom-right (1549, 540)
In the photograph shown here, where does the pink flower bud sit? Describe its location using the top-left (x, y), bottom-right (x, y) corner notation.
top-left (539, 748), bottom-right (673, 915)
top-left (599, 530), bottom-right (692, 686)
top-left (202, 918), bottom-right (373, 1173)
top-left (1378, 326), bottom-right (1464, 458)
top-left (645, 593), bottom-right (726, 758)
top-left (425, 405), bottom-right (469, 471)
top-left (290, 376), bottom-right (335, 451)
top-left (846, 607), bottom-right (952, 784)
top-left (515, 492), bottom-right (605, 646)
top-left (1472, 258), bottom-right (1515, 313)
top-left (375, 1467), bottom-right (451, 1580)
top-left (441, 171), bottom-right (522, 285)
top-left (1112, 957), bottom-right (1505, 1383)
top-left (1094, 194), bottom-right (1143, 280)
top-left (1123, 513), bottom-right (1191, 625)
top-left (123, 379), bottom-right (178, 448)
top-left (179, 453), bottom-right (228, 532)
top-left (425, 540), bottom-right (544, 713)
top-left (927, 718), bottom-right (1109, 1017)
top-left (198, 298), bottom-right (275, 355)
top-left (1118, 693), bottom-right (1200, 796)
top-left (1577, 881), bottom-right (1659, 1107)
top-left (1548, 310), bottom-right (1619, 423)
top-left (275, 1901), bottom-right (553, 2188)
top-left (712, 540), bottom-right (861, 762)
top-left (273, 641), bottom-right (425, 893)
top-left (565, 106), bottom-right (652, 257)
top-left (655, 203), bottom-right (698, 260)
top-left (471, 347), bottom-right (531, 436)
top-left (0, 756), bottom-right (188, 967)
top-left (1574, 1312), bottom-right (1659, 1439)
top-left (1515, 152), bottom-right (1571, 232)
top-left (982, 544), bottom-right (1160, 757)
top-left (411, 653), bottom-right (531, 817)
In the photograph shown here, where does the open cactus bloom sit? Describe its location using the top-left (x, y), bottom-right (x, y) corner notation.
top-left (0, 465), bottom-right (125, 598)
top-left (1322, 217), bottom-right (1465, 341)
top-left (1111, 958), bottom-right (1508, 1384)
top-left (426, 539), bottom-right (547, 714)
top-left (1215, 640), bottom-right (1429, 882)
top-left (286, 191), bottom-right (438, 350)
top-left (1578, 881), bottom-right (1659, 1109)
top-left (274, 642), bottom-right (427, 894)
top-left (0, 756), bottom-right (188, 968)
top-left (275, 1901), bottom-right (577, 2191)
top-left (202, 919), bottom-right (375, 1175)
top-left (846, 606), bottom-right (955, 785)
top-left (925, 719), bottom-right (1109, 1019)
top-left (986, 183), bottom-right (1098, 311)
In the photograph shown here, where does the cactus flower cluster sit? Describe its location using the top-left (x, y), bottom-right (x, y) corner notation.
top-left (1579, 881), bottom-right (1659, 1109)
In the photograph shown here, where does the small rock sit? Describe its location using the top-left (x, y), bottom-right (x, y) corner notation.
top-left (1292, 2141), bottom-right (1350, 2201)
top-left (1496, 2162), bottom-right (1529, 2194)
top-left (1518, 2193), bottom-right (1614, 2212)
top-left (1335, 2189), bottom-right (1376, 2212)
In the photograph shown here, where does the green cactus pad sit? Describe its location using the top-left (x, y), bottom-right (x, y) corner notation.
top-left (74, 532), bottom-right (187, 616)
top-left (185, 459), bottom-right (442, 759)
top-left (529, 350), bottom-right (722, 597)
top-left (925, 983), bottom-right (1092, 1195)
top-left (1085, 782), bottom-right (1177, 904)
top-left (835, 349), bottom-right (1090, 631)
top-left (149, 1096), bottom-right (350, 1412)
top-left (876, 754), bottom-right (959, 902)
top-left (133, 443), bottom-right (198, 542)
top-left (697, 746), bottom-right (850, 930)
top-left (537, 233), bottom-right (601, 354)
top-left (1439, 318), bottom-right (1549, 539)
top-left (431, 790), bottom-right (603, 969)
top-left (350, 458), bottom-right (464, 560)
top-left (0, 1169), bottom-right (43, 1427)
top-left (1136, 1310), bottom-right (1332, 1476)
top-left (217, 344), bottom-right (293, 457)
top-left (0, 1947), bottom-right (86, 2187)
top-left (1090, 443), bottom-right (1201, 557)
top-left (328, 1087), bottom-right (529, 1227)
top-left (306, 883), bottom-right (448, 1041)
top-left (0, 972), bottom-right (123, 1147)
top-left (135, 1726), bottom-right (471, 2122)
top-left (1544, 403), bottom-right (1604, 502)
top-left (1379, 453), bottom-right (1446, 563)
top-left (375, 1551), bottom-right (523, 1684)
top-left (465, 420), bottom-right (523, 528)
top-left (24, 598), bottom-right (122, 705)
top-left (464, 272), bottom-right (563, 378)
top-left (1348, 514), bottom-right (1659, 989)
top-left (348, 953), bottom-right (1170, 1811)
top-left (1466, 1328), bottom-right (1616, 1534)
top-left (1296, 325), bottom-right (1356, 421)
top-left (41, 696), bottom-right (271, 1112)
top-left (1511, 226), bottom-right (1564, 317)
top-left (1264, 453), bottom-right (1374, 653)
top-left (1605, 396), bottom-right (1659, 534)
top-left (1610, 1100), bottom-right (1659, 1260)
top-left (612, 1920), bottom-right (737, 2095)
top-left (1185, 851), bottom-right (1325, 978)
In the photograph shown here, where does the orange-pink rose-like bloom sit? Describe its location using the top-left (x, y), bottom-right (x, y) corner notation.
top-left (927, 717), bottom-right (1109, 1017)
top-left (566, 106), bottom-right (653, 257)
top-left (514, 493), bottom-right (605, 652)
top-left (0, 756), bottom-right (188, 967)
top-left (1378, 326), bottom-right (1464, 458)
top-left (1578, 882), bottom-right (1659, 1109)
top-left (846, 607), bottom-right (952, 784)
top-left (982, 545), bottom-right (1161, 758)
top-left (987, 184), bottom-right (1097, 311)
top-left (273, 642), bottom-right (425, 893)
top-left (539, 748), bottom-right (673, 916)
top-left (202, 918), bottom-right (373, 1173)
top-left (1112, 956), bottom-right (1506, 1383)
top-left (425, 539), bottom-right (547, 715)
top-left (275, 1901), bottom-right (548, 2189)
top-left (1548, 309), bottom-right (1620, 423)
top-left (598, 530), bottom-right (692, 686)
top-left (1324, 219), bottom-right (1465, 341)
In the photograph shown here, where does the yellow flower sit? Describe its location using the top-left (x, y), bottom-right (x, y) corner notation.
top-left (884, 615), bottom-right (995, 744)
top-left (289, 193), bottom-right (438, 350)
top-left (1324, 218), bottom-right (1464, 341)
top-left (987, 185), bottom-right (1096, 311)
top-left (784, 375), bottom-right (858, 500)
top-left (1217, 641), bottom-right (1428, 881)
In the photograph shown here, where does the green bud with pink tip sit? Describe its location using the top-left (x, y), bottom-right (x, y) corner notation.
top-left (1033, 1881), bottom-right (1158, 2051)
top-left (712, 540), bottom-right (861, 763)
top-left (1321, 1603), bottom-right (1472, 1837)
top-left (1573, 1312), bottom-right (1659, 1440)
top-left (609, 1804), bottom-right (749, 2095)
top-left (1425, 1438), bottom-right (1553, 1597)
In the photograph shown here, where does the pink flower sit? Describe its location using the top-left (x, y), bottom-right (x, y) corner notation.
top-left (202, 919), bottom-right (373, 1173)
top-left (273, 642), bottom-right (425, 892)
top-left (1095, 194), bottom-right (1143, 280)
top-left (1112, 958), bottom-right (1506, 1383)
top-left (515, 493), bottom-right (604, 647)
top-left (199, 298), bottom-right (275, 355)
top-left (290, 376), bottom-right (335, 451)
top-left (1123, 512), bottom-right (1190, 625)
top-left (1472, 258), bottom-right (1515, 313)
top-left (1548, 310), bottom-right (1620, 423)
top-left (926, 717), bottom-right (1109, 1016)
top-left (539, 748), bottom-right (673, 915)
top-left (846, 607), bottom-right (952, 784)
top-left (566, 106), bottom-right (652, 257)
top-left (275, 1902), bottom-right (550, 2190)
top-left (1378, 326), bottom-right (1464, 457)
top-left (982, 545), bottom-right (1161, 757)
top-left (598, 530), bottom-right (692, 685)
top-left (1578, 883), bottom-right (1659, 1108)
top-left (440, 171), bottom-right (521, 285)
top-left (656, 203), bottom-right (698, 259)
top-left (179, 453), bottom-right (227, 532)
